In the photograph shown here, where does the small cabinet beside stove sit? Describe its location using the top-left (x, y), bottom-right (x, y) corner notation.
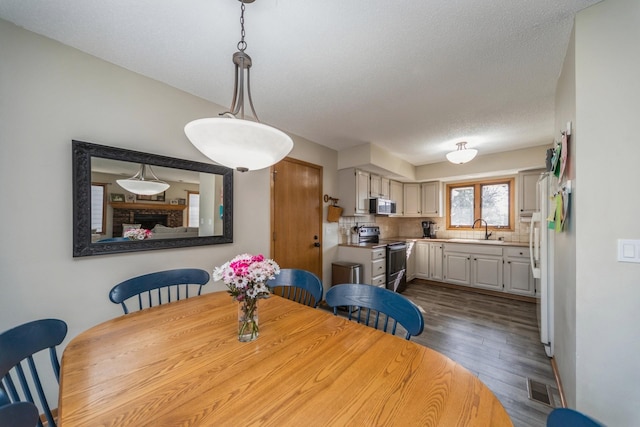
top-left (371, 248), bottom-right (386, 287)
top-left (337, 246), bottom-right (386, 288)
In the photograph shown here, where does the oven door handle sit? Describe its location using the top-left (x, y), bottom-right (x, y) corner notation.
top-left (387, 243), bottom-right (407, 249)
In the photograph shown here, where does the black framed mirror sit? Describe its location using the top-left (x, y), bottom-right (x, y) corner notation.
top-left (72, 140), bottom-right (233, 257)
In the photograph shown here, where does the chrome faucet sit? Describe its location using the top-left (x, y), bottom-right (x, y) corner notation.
top-left (472, 218), bottom-right (492, 240)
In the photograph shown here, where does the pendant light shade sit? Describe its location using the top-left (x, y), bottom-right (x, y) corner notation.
top-left (116, 164), bottom-right (170, 196)
top-left (184, 0), bottom-right (293, 172)
top-left (446, 142), bottom-right (478, 164)
top-left (185, 118), bottom-right (293, 172)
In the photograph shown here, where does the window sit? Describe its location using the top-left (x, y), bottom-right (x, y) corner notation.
top-left (91, 183), bottom-right (107, 234)
top-left (188, 192), bottom-right (200, 228)
top-left (446, 178), bottom-right (514, 230)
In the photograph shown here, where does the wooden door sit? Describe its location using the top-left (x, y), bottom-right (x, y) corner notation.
top-left (271, 158), bottom-right (323, 278)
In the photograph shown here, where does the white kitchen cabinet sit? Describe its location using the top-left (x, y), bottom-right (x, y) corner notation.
top-left (380, 177), bottom-right (390, 199)
top-left (338, 168), bottom-right (370, 216)
top-left (423, 242), bottom-right (535, 297)
top-left (369, 174), bottom-right (382, 198)
top-left (405, 240), bottom-right (416, 281)
top-left (504, 247), bottom-right (535, 296)
top-left (370, 174), bottom-right (390, 199)
top-left (444, 243), bottom-right (503, 290)
top-left (518, 169), bottom-right (545, 218)
top-left (428, 242), bottom-right (443, 281)
top-left (389, 180), bottom-right (404, 216)
top-left (415, 241), bottom-right (430, 279)
top-left (471, 254), bottom-right (503, 291)
top-left (421, 181), bottom-right (443, 217)
top-left (443, 251), bottom-right (471, 286)
top-left (338, 246), bottom-right (386, 288)
top-left (403, 183), bottom-right (421, 216)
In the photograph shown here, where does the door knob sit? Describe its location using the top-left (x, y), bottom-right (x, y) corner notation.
top-left (313, 242), bottom-right (321, 247)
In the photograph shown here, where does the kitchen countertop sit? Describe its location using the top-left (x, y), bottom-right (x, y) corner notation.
top-left (339, 237), bottom-right (529, 248)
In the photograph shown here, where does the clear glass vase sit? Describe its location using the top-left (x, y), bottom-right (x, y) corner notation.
top-left (237, 298), bottom-right (259, 342)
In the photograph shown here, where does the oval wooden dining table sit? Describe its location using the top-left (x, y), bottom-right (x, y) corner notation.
top-left (58, 291), bottom-right (513, 426)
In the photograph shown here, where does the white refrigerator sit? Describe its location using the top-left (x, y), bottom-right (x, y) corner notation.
top-left (530, 172), bottom-right (555, 358)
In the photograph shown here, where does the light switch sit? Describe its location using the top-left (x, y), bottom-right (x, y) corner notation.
top-left (617, 239), bottom-right (640, 263)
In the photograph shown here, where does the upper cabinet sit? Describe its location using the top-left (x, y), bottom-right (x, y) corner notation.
top-left (369, 174), bottom-right (390, 199)
top-left (398, 181), bottom-right (443, 217)
top-left (403, 183), bottom-right (422, 216)
top-left (518, 169), bottom-right (545, 218)
top-left (389, 180), bottom-right (404, 216)
top-left (421, 181), bottom-right (443, 217)
top-left (338, 168), bottom-right (371, 216)
top-left (381, 177), bottom-right (390, 199)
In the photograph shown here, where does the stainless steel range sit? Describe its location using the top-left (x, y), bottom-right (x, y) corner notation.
top-left (358, 226), bottom-right (407, 293)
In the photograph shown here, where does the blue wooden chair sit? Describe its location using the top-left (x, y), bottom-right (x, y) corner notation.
top-left (547, 408), bottom-right (604, 427)
top-left (0, 319), bottom-right (68, 427)
top-left (325, 284), bottom-right (424, 340)
top-left (109, 268), bottom-right (210, 314)
top-left (266, 269), bottom-right (323, 308)
top-left (0, 402), bottom-right (40, 427)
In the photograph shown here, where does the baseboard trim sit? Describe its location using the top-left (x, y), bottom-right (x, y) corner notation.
top-left (550, 357), bottom-right (567, 408)
top-left (410, 278), bottom-right (537, 303)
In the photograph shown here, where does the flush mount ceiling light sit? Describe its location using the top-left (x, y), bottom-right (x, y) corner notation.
top-left (184, 0), bottom-right (293, 172)
top-left (116, 164), bottom-right (170, 196)
top-left (446, 142), bottom-right (478, 164)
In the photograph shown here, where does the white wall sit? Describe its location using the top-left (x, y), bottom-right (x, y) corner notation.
top-left (553, 26), bottom-right (578, 407)
top-left (573, 1), bottom-right (640, 425)
top-left (0, 17), bottom-right (337, 404)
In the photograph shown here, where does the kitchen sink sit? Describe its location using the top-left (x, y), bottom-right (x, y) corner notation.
top-left (446, 238), bottom-right (505, 245)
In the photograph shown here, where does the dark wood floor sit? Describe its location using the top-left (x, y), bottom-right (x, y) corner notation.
top-left (402, 279), bottom-right (558, 427)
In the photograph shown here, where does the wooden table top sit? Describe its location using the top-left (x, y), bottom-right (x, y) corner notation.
top-left (58, 292), bottom-right (512, 426)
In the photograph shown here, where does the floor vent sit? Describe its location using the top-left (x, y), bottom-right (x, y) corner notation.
top-left (527, 378), bottom-right (555, 407)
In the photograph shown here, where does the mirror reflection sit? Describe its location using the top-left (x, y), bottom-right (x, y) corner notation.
top-left (72, 140), bottom-right (233, 257)
top-left (91, 158), bottom-right (224, 241)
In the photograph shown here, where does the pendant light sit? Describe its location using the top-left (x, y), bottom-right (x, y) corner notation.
top-left (446, 142), bottom-right (478, 164)
top-left (116, 164), bottom-right (170, 196)
top-left (184, 0), bottom-right (293, 172)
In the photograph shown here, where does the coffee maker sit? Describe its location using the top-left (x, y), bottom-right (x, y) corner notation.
top-left (421, 221), bottom-right (435, 238)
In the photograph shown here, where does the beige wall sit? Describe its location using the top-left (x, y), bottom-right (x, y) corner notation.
top-left (573, 0), bottom-right (640, 424)
top-left (553, 26), bottom-right (578, 407)
top-left (0, 17), bottom-right (337, 403)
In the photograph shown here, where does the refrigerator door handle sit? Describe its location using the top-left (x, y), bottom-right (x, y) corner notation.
top-left (530, 212), bottom-right (541, 279)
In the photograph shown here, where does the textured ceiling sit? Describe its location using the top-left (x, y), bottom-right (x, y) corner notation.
top-left (0, 0), bottom-right (600, 165)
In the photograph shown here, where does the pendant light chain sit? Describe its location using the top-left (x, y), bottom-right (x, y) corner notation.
top-left (237, 2), bottom-right (247, 52)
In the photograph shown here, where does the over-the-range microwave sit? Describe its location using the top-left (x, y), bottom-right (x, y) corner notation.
top-left (369, 198), bottom-right (396, 215)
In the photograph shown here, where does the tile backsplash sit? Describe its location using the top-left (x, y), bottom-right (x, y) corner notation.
top-left (338, 215), bottom-right (531, 243)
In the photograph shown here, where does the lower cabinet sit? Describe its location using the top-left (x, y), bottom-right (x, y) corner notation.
top-left (405, 240), bottom-right (416, 281)
top-left (443, 251), bottom-right (471, 286)
top-left (405, 240), bottom-right (534, 298)
top-left (337, 246), bottom-right (386, 288)
top-left (415, 241), bottom-right (430, 279)
top-left (504, 247), bottom-right (535, 296)
top-left (472, 254), bottom-right (503, 291)
top-left (428, 242), bottom-right (443, 281)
